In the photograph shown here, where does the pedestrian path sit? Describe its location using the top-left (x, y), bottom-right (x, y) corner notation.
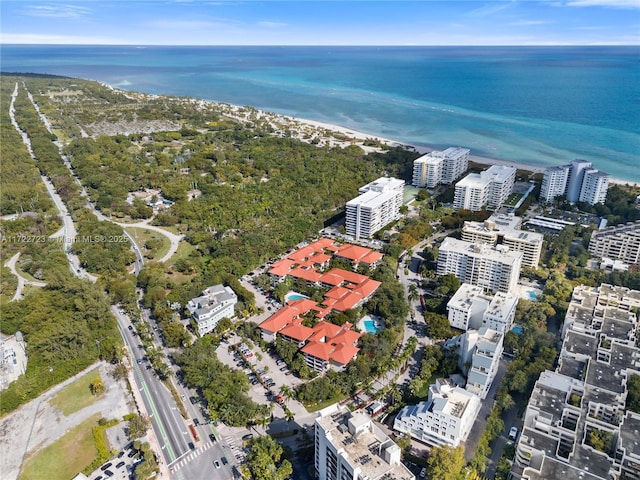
top-left (223, 435), bottom-right (246, 463)
top-left (168, 441), bottom-right (214, 473)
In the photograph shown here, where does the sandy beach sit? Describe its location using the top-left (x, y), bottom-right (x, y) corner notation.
top-left (271, 114), bottom-right (638, 186)
top-left (106, 87), bottom-right (637, 187)
top-left (279, 115), bottom-right (547, 173)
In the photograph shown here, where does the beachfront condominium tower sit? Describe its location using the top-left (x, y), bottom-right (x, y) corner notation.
top-left (541, 165), bottom-right (571, 202)
top-left (412, 147), bottom-right (470, 188)
top-left (345, 177), bottom-right (404, 240)
top-left (314, 404), bottom-right (415, 480)
top-left (437, 237), bottom-right (523, 294)
top-left (566, 159), bottom-right (593, 203)
top-left (579, 169), bottom-right (610, 205)
top-left (453, 165), bottom-right (516, 211)
top-left (541, 160), bottom-right (610, 205)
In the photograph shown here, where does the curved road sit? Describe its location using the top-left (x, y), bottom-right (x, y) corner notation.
top-left (25, 85), bottom-right (183, 268)
top-left (4, 253), bottom-right (47, 302)
top-left (113, 220), bottom-right (183, 264)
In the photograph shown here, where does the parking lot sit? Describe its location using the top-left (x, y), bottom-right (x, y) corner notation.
top-left (216, 332), bottom-right (307, 419)
top-left (89, 443), bottom-right (143, 480)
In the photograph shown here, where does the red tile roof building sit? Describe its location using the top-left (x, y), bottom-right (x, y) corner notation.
top-left (259, 239), bottom-right (383, 373)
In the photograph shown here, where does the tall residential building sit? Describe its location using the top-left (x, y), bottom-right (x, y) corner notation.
top-left (446, 283), bottom-right (518, 333)
top-left (540, 165), bottom-right (570, 202)
top-left (394, 378), bottom-right (481, 447)
top-left (579, 169), bottom-right (610, 205)
top-left (588, 221), bottom-right (640, 265)
top-left (542, 159), bottom-right (610, 205)
top-left (437, 238), bottom-right (523, 294)
top-left (412, 147), bottom-right (469, 188)
top-left (511, 284), bottom-right (640, 480)
top-left (462, 213), bottom-right (544, 268)
top-left (345, 177), bottom-right (404, 240)
top-left (453, 165), bottom-right (516, 211)
top-left (186, 285), bottom-right (237, 336)
top-left (566, 159), bottom-right (593, 203)
top-left (315, 404), bottom-right (415, 480)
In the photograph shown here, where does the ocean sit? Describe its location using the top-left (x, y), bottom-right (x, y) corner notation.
top-left (2, 45), bottom-right (638, 182)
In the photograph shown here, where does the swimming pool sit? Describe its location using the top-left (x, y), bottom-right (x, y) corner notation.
top-left (363, 320), bottom-right (380, 334)
top-left (285, 292), bottom-right (308, 303)
top-left (512, 325), bottom-right (524, 335)
top-left (528, 291), bottom-right (538, 300)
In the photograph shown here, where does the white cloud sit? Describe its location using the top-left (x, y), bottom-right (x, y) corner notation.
top-left (20, 4), bottom-right (91, 19)
top-left (564, 0), bottom-right (640, 8)
top-left (467, 1), bottom-right (515, 17)
top-left (257, 21), bottom-right (287, 28)
top-left (147, 19), bottom-right (238, 29)
top-left (509, 20), bottom-right (552, 26)
top-left (0, 33), bottom-right (122, 44)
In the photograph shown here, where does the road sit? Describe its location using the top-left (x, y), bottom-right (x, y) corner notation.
top-left (112, 307), bottom-right (192, 466)
top-left (8, 82), bottom-right (97, 283)
top-left (4, 253), bottom-right (47, 302)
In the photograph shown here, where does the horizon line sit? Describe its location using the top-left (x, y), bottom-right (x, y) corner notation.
top-left (2, 43), bottom-right (639, 47)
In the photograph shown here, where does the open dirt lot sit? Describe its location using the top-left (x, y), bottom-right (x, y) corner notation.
top-left (0, 361), bottom-right (135, 480)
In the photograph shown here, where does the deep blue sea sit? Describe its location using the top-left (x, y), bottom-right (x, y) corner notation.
top-left (2, 45), bottom-right (639, 181)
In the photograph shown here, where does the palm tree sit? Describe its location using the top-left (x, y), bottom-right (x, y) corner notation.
top-left (279, 385), bottom-right (293, 406)
top-left (408, 284), bottom-right (419, 303)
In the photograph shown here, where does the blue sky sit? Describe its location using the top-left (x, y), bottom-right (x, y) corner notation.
top-left (1, 0), bottom-right (638, 45)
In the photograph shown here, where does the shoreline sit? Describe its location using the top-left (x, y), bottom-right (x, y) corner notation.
top-left (277, 114), bottom-right (638, 187)
top-left (107, 85), bottom-right (639, 188)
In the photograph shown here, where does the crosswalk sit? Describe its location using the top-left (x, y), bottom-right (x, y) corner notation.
top-left (168, 441), bottom-right (214, 473)
top-left (223, 435), bottom-right (246, 463)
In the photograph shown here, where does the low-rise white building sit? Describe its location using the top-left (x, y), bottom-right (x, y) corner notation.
top-left (186, 285), bottom-right (237, 336)
top-left (446, 284), bottom-right (518, 334)
top-left (394, 378), bottom-right (481, 447)
top-left (345, 177), bottom-right (404, 240)
top-left (315, 404), bottom-right (415, 480)
top-left (588, 221), bottom-right (640, 266)
top-left (446, 284), bottom-right (489, 331)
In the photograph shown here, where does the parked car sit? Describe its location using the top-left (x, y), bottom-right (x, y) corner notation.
top-left (509, 427), bottom-right (518, 440)
top-left (214, 460), bottom-right (221, 469)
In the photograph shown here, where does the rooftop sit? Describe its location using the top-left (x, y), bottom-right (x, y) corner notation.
top-left (316, 405), bottom-right (415, 480)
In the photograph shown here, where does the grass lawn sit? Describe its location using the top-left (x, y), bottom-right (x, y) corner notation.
top-left (125, 226), bottom-right (171, 261)
top-left (302, 395), bottom-right (348, 413)
top-left (20, 413), bottom-right (100, 480)
top-left (503, 193), bottom-right (523, 207)
top-left (49, 368), bottom-right (102, 416)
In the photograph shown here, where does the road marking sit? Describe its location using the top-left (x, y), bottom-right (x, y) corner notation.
top-left (169, 441), bottom-right (214, 473)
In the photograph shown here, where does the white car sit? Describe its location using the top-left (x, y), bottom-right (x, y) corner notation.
top-left (508, 427), bottom-right (518, 440)
top-left (214, 460), bottom-right (221, 469)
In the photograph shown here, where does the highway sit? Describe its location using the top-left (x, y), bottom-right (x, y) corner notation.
top-left (112, 306), bottom-right (191, 466)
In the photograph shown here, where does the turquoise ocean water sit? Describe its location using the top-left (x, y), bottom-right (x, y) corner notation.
top-left (2, 45), bottom-right (638, 181)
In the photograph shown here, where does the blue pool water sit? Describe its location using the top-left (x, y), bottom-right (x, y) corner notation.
top-left (512, 326), bottom-right (524, 335)
top-left (286, 292), bottom-right (308, 303)
top-left (528, 291), bottom-right (538, 300)
top-left (363, 320), bottom-right (380, 334)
